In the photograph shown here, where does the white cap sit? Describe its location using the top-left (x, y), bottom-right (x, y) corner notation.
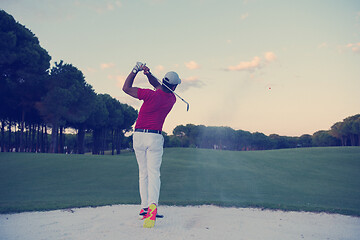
top-left (163, 71), bottom-right (181, 85)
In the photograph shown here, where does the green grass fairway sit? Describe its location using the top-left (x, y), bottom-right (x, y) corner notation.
top-left (1, 147), bottom-right (360, 216)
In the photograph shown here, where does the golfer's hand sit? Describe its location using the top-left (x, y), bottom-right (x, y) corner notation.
top-left (143, 66), bottom-right (151, 75)
top-left (132, 62), bottom-right (145, 74)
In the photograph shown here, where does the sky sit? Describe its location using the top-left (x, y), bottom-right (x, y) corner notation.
top-left (2, 0), bottom-right (360, 136)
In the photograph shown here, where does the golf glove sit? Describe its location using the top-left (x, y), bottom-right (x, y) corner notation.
top-left (132, 62), bottom-right (145, 74)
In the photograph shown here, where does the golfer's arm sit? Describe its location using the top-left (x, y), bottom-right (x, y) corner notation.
top-left (122, 72), bottom-right (139, 98)
top-left (146, 72), bottom-right (161, 89)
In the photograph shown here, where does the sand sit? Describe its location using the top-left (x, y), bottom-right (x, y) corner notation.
top-left (1, 205), bottom-right (359, 240)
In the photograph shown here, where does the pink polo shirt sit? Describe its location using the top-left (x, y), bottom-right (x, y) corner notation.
top-left (135, 88), bottom-right (176, 131)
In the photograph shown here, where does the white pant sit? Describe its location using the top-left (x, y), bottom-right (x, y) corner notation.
top-left (133, 132), bottom-right (164, 208)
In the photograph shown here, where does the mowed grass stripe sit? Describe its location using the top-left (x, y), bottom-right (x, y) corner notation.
top-left (161, 147), bottom-right (360, 216)
top-left (0, 147), bottom-right (359, 216)
top-left (0, 153), bottom-right (139, 213)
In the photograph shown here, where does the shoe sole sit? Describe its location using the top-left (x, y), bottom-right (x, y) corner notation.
top-left (139, 213), bottom-right (164, 220)
top-left (143, 204), bottom-right (157, 228)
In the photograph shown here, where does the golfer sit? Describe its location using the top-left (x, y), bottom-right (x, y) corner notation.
top-left (122, 62), bottom-right (181, 228)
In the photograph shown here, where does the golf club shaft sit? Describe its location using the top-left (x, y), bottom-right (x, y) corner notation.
top-left (142, 64), bottom-right (189, 111)
top-left (155, 77), bottom-right (190, 111)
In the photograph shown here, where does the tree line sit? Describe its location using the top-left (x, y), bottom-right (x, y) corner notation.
top-left (164, 114), bottom-right (360, 151)
top-left (330, 114), bottom-right (360, 146)
top-left (0, 10), bottom-right (137, 154)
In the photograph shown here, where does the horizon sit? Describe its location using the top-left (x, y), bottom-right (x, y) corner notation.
top-left (2, 0), bottom-right (360, 137)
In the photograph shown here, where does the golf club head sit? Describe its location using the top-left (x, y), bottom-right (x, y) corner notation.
top-left (186, 103), bottom-right (189, 111)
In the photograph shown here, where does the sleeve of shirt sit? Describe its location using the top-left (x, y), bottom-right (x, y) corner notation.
top-left (137, 88), bottom-right (154, 101)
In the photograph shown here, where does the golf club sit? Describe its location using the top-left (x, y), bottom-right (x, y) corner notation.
top-left (155, 77), bottom-right (190, 112)
top-left (142, 63), bottom-right (190, 111)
